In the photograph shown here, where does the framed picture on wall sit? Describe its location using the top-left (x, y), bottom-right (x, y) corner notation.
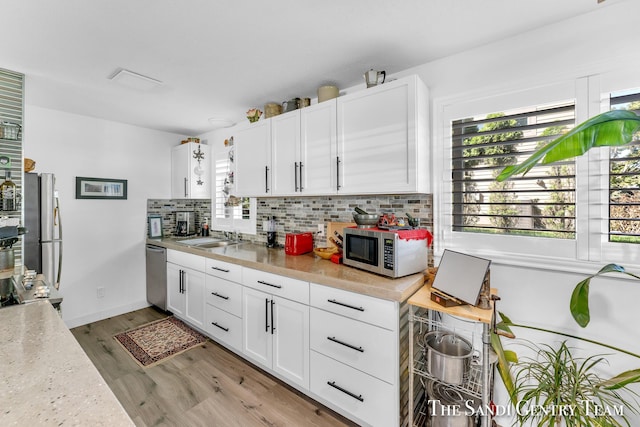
top-left (76, 177), bottom-right (127, 199)
top-left (148, 215), bottom-right (163, 238)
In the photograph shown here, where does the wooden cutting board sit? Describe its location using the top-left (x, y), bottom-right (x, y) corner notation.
top-left (326, 222), bottom-right (356, 249)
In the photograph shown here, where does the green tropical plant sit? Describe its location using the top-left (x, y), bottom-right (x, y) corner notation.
top-left (489, 109), bottom-right (640, 421)
top-left (490, 310), bottom-right (640, 427)
top-left (496, 110), bottom-right (640, 182)
top-left (497, 311), bottom-right (640, 382)
top-left (512, 341), bottom-right (640, 427)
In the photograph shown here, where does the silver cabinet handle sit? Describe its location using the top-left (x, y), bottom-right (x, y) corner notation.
top-left (294, 162), bottom-right (299, 192)
top-left (211, 292), bottom-right (229, 300)
top-left (184, 177), bottom-right (188, 197)
top-left (336, 156), bottom-right (341, 190)
top-left (265, 166), bottom-right (269, 193)
top-left (211, 266), bottom-right (230, 273)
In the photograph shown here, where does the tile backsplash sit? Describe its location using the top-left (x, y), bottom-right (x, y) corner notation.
top-left (147, 194), bottom-right (433, 247)
top-left (147, 199), bottom-right (212, 237)
top-left (255, 194), bottom-right (433, 247)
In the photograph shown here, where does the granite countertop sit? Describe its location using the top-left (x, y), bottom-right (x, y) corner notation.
top-left (0, 301), bottom-right (134, 426)
top-left (148, 237), bottom-right (426, 302)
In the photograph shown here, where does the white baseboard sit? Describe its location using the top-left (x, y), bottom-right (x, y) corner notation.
top-left (64, 300), bottom-right (152, 329)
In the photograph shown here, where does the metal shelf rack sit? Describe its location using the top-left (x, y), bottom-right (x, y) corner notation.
top-left (408, 283), bottom-right (496, 427)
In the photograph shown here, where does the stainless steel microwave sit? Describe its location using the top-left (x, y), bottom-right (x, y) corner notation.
top-left (343, 227), bottom-right (429, 278)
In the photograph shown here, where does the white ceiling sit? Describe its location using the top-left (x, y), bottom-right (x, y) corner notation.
top-left (1, 0), bottom-right (620, 136)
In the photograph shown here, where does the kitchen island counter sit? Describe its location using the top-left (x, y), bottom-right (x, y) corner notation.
top-left (148, 238), bottom-right (426, 302)
top-left (0, 301), bottom-right (134, 426)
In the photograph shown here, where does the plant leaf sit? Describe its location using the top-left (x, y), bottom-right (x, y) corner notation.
top-left (599, 368), bottom-right (640, 390)
top-left (569, 264), bottom-right (640, 328)
top-left (596, 263), bottom-right (627, 275)
top-left (570, 278), bottom-right (591, 328)
top-left (498, 311), bottom-right (514, 325)
top-left (494, 311), bottom-right (516, 338)
top-left (504, 349), bottom-right (518, 363)
top-left (497, 110), bottom-right (640, 181)
top-left (491, 331), bottom-right (517, 406)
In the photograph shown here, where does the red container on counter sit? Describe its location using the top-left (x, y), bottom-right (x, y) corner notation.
top-left (285, 232), bottom-right (314, 255)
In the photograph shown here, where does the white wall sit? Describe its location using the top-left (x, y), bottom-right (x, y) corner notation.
top-left (400, 0), bottom-right (640, 423)
top-left (23, 105), bottom-right (182, 328)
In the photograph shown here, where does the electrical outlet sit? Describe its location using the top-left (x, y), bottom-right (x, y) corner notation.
top-left (97, 287), bottom-right (105, 298)
top-left (317, 223), bottom-right (324, 235)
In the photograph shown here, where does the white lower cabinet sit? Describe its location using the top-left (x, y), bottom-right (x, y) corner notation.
top-left (166, 262), bottom-right (185, 317)
top-left (243, 286), bottom-right (310, 389)
top-left (310, 282), bottom-right (400, 427)
top-left (164, 251), bottom-right (405, 427)
top-left (242, 268), bottom-right (310, 389)
top-left (166, 251), bottom-right (206, 329)
top-left (205, 304), bottom-right (242, 351)
top-left (310, 307), bottom-right (395, 384)
top-left (204, 273), bottom-right (243, 352)
top-left (310, 351), bottom-right (395, 427)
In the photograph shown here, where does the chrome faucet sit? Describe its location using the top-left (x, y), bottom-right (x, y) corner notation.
top-left (224, 230), bottom-right (240, 242)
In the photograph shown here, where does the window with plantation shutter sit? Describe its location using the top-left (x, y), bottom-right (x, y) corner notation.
top-left (212, 145), bottom-right (256, 234)
top-left (451, 101), bottom-right (576, 238)
top-left (608, 90), bottom-right (640, 243)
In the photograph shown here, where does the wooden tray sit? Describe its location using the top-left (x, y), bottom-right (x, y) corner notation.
top-left (408, 281), bottom-right (497, 324)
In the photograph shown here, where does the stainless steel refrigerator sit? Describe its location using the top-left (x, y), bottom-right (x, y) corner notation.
top-left (23, 173), bottom-right (63, 290)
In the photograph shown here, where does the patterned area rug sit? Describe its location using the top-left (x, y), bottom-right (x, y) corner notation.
top-left (114, 317), bottom-right (207, 367)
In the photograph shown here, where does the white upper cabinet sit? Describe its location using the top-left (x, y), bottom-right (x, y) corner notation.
top-left (300, 100), bottom-right (338, 195)
top-left (271, 110), bottom-right (301, 196)
top-left (171, 142), bottom-right (211, 199)
top-left (271, 101), bottom-right (337, 196)
top-left (233, 120), bottom-right (272, 196)
top-left (233, 74), bottom-right (429, 197)
top-left (336, 75), bottom-right (429, 195)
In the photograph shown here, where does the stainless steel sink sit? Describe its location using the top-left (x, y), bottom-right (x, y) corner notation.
top-left (195, 241), bottom-right (238, 248)
top-left (176, 237), bottom-right (221, 246)
top-left (175, 237), bottom-right (240, 249)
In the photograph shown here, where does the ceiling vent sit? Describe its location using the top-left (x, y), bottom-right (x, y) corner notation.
top-left (208, 117), bottom-right (236, 129)
top-left (108, 68), bottom-right (163, 90)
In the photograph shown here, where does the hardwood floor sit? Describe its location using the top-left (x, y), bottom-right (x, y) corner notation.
top-left (71, 307), bottom-right (358, 427)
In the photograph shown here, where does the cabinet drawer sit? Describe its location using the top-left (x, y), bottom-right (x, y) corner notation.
top-left (205, 305), bottom-right (242, 352)
top-left (205, 258), bottom-right (242, 283)
top-left (310, 351), bottom-right (395, 427)
top-left (310, 283), bottom-right (397, 331)
top-left (310, 308), bottom-right (395, 384)
top-left (167, 249), bottom-right (205, 272)
top-left (205, 275), bottom-right (242, 317)
top-left (243, 268), bottom-right (309, 304)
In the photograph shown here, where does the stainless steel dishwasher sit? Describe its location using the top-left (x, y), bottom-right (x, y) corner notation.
top-left (145, 244), bottom-right (167, 310)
